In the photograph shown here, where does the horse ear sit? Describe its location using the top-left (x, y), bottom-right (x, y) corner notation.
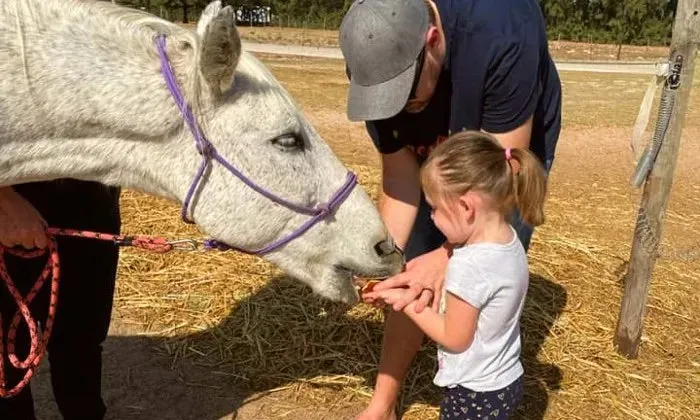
top-left (196, 1), bottom-right (223, 37)
top-left (197, 1), bottom-right (241, 94)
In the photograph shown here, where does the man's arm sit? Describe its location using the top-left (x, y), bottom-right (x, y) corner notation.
top-left (364, 148), bottom-right (452, 312)
top-left (377, 147), bottom-right (422, 249)
top-left (484, 115), bottom-right (533, 172)
top-left (479, 31), bottom-right (539, 153)
top-left (485, 115), bottom-right (533, 150)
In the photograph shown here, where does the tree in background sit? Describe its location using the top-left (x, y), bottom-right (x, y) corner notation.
top-left (113, 0), bottom-right (676, 49)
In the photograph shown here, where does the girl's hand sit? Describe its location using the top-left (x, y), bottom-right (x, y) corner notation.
top-left (361, 286), bottom-right (413, 309)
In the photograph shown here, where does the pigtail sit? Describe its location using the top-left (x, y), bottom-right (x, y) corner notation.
top-left (419, 131), bottom-right (548, 229)
top-left (509, 148), bottom-right (547, 227)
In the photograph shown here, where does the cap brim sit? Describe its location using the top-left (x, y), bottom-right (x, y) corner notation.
top-left (346, 61), bottom-right (417, 122)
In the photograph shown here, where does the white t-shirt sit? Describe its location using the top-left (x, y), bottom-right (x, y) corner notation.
top-left (433, 226), bottom-right (529, 391)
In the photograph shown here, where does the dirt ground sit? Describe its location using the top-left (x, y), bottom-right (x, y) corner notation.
top-left (26, 53), bottom-right (700, 420)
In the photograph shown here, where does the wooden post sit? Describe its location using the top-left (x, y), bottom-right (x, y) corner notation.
top-left (615, 0), bottom-right (700, 358)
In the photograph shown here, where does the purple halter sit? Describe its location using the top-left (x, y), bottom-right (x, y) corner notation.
top-left (154, 35), bottom-right (357, 255)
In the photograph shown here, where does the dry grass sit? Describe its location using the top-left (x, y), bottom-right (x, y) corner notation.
top-left (108, 53), bottom-right (700, 419)
top-left (238, 26), bottom-right (341, 49)
top-left (249, 53), bottom-right (700, 136)
top-left (233, 26), bottom-right (671, 62)
top-left (548, 40), bottom-right (669, 62)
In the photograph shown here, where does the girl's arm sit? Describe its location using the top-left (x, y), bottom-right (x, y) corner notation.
top-left (403, 292), bottom-right (479, 353)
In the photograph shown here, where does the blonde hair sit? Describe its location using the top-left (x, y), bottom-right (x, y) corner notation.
top-left (423, 0), bottom-right (437, 25)
top-left (420, 131), bottom-right (548, 227)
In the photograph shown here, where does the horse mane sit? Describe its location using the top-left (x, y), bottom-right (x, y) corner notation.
top-left (10, 0), bottom-right (297, 140)
top-left (83, 0), bottom-right (208, 132)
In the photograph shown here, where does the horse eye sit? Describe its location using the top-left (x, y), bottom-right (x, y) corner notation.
top-left (272, 134), bottom-right (304, 151)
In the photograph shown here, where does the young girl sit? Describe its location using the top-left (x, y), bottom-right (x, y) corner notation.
top-left (363, 130), bottom-right (548, 419)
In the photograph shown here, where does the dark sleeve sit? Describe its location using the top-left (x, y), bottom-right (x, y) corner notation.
top-left (481, 36), bottom-right (540, 134)
top-left (365, 119), bottom-right (405, 155)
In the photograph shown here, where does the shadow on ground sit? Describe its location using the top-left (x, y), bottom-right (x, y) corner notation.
top-left (31, 274), bottom-right (566, 420)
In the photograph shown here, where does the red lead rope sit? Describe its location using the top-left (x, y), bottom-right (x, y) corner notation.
top-left (0, 228), bottom-right (194, 398)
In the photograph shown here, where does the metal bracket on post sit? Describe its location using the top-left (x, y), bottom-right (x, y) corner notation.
top-left (668, 54), bottom-right (684, 89)
top-left (630, 54), bottom-right (684, 188)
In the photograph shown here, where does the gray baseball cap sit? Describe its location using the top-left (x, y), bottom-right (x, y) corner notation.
top-left (340, 0), bottom-right (429, 121)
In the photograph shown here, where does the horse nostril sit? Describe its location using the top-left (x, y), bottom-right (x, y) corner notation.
top-left (374, 238), bottom-right (396, 257)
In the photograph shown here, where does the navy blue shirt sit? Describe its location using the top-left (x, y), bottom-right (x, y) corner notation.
top-left (366, 0), bottom-right (562, 165)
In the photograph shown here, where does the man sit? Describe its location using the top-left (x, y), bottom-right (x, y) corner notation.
top-left (0, 180), bottom-right (121, 420)
top-left (339, 0), bottom-right (562, 418)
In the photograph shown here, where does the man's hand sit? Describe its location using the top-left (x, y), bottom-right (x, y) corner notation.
top-left (362, 245), bottom-right (450, 312)
top-left (0, 187), bottom-right (48, 249)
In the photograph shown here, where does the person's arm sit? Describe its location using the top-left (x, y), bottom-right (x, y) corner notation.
top-left (403, 292), bottom-right (478, 353)
top-left (364, 118), bottom-right (422, 248)
top-left (479, 30), bottom-right (540, 163)
top-left (483, 116), bottom-right (533, 173)
top-left (363, 147), bottom-right (453, 312)
top-left (361, 121), bottom-right (450, 312)
top-left (377, 147), bottom-right (421, 249)
top-left (0, 186), bottom-right (48, 249)
top-left (486, 115), bottom-right (533, 150)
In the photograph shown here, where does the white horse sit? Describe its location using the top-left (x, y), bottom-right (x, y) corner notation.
top-left (0, 0), bottom-right (403, 304)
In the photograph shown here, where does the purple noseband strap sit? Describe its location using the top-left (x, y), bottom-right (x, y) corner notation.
top-left (155, 35), bottom-right (357, 255)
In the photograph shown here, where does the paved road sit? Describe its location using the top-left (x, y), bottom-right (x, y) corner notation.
top-left (242, 41), bottom-right (662, 75)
